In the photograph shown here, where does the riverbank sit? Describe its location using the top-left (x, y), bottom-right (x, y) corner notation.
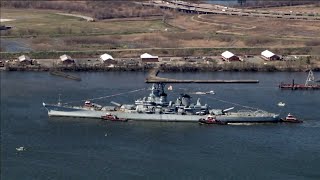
top-left (1, 46), bottom-right (319, 72)
top-left (3, 60), bottom-right (320, 72)
top-left (0, 47), bottom-right (318, 59)
top-left (1, 4), bottom-right (319, 73)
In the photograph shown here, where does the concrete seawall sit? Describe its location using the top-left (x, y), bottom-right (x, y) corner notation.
top-left (145, 68), bottom-right (259, 83)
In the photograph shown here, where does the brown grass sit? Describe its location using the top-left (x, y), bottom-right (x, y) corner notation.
top-left (305, 40), bottom-right (320, 46)
top-left (1, 0), bottom-right (166, 19)
top-left (260, 4), bottom-right (320, 14)
top-left (244, 36), bottom-right (274, 46)
top-left (1, 5), bottom-right (320, 52)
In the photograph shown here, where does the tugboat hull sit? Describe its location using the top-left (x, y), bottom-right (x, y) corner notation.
top-left (198, 118), bottom-right (227, 125)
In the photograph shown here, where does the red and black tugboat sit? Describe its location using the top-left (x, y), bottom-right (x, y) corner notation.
top-left (199, 115), bottom-right (227, 125)
top-left (101, 113), bottom-right (128, 122)
top-left (281, 113), bottom-right (303, 123)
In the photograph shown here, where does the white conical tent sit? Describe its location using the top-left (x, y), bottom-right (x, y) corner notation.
top-left (221, 50), bottom-right (239, 61)
top-left (261, 50), bottom-right (280, 60)
top-left (261, 50), bottom-right (275, 58)
top-left (100, 53), bottom-right (114, 61)
top-left (140, 53), bottom-right (158, 59)
top-left (221, 51), bottom-right (235, 59)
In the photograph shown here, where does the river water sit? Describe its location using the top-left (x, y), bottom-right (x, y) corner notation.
top-left (1, 71), bottom-right (320, 179)
top-left (207, 0), bottom-right (239, 5)
top-left (0, 39), bottom-right (33, 52)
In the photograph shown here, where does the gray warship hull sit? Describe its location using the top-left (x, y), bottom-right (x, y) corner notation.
top-left (43, 104), bottom-right (280, 123)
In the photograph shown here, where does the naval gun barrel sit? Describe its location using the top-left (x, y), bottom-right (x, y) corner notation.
top-left (111, 101), bottom-right (121, 107)
top-left (222, 107), bottom-right (234, 113)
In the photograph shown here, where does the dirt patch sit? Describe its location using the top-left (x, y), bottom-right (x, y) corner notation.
top-left (260, 4), bottom-right (320, 14)
top-left (0, 18), bottom-right (16, 22)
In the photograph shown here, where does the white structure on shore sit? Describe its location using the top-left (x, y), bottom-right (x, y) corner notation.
top-left (18, 55), bottom-right (31, 64)
top-left (261, 50), bottom-right (280, 61)
top-left (221, 51), bottom-right (240, 61)
top-left (140, 53), bottom-right (159, 62)
top-left (59, 54), bottom-right (74, 64)
top-left (100, 53), bottom-right (114, 61)
top-left (100, 53), bottom-right (116, 65)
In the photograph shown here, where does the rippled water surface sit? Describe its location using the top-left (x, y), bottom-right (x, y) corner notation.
top-left (1, 71), bottom-right (320, 179)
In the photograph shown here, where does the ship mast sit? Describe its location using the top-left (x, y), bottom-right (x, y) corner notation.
top-left (305, 70), bottom-right (315, 86)
top-left (58, 94), bottom-right (62, 106)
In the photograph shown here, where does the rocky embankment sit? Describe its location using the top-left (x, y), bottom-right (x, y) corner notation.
top-left (2, 61), bottom-right (320, 72)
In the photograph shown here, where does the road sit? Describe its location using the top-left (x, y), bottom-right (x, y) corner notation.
top-left (139, 0), bottom-right (320, 21)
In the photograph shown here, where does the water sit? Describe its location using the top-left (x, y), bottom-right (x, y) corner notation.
top-left (1, 71), bottom-right (320, 179)
top-left (207, 0), bottom-right (240, 6)
top-left (0, 39), bottom-right (32, 52)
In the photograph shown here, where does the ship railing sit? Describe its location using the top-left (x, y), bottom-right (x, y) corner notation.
top-left (235, 109), bottom-right (270, 116)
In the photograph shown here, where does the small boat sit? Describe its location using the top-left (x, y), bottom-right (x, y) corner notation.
top-left (16, 146), bottom-right (25, 152)
top-left (198, 115), bottom-right (227, 125)
top-left (194, 91), bottom-right (206, 95)
top-left (167, 85), bottom-right (173, 91)
top-left (191, 90), bottom-right (215, 95)
top-left (101, 113), bottom-right (127, 122)
top-left (277, 102), bottom-right (285, 107)
top-left (281, 113), bottom-right (303, 123)
top-left (207, 90), bottom-right (215, 95)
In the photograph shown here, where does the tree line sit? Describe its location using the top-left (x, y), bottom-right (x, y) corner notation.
top-left (1, 0), bottom-right (165, 19)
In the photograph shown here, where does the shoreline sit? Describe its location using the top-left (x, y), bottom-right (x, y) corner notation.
top-left (0, 47), bottom-right (317, 59)
top-left (2, 63), bottom-right (320, 72)
top-left (1, 49), bottom-right (319, 72)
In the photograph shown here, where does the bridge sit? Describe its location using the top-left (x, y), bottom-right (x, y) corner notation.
top-left (139, 0), bottom-right (320, 21)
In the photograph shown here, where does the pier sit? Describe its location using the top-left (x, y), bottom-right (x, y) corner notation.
top-left (145, 68), bottom-right (259, 84)
top-left (50, 71), bottom-right (81, 81)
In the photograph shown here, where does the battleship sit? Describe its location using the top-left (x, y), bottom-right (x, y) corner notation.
top-left (43, 83), bottom-right (280, 123)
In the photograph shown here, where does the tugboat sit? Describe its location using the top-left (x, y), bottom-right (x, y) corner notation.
top-left (16, 146), bottom-right (26, 152)
top-left (281, 113), bottom-right (303, 123)
top-left (101, 113), bottom-right (128, 122)
top-left (199, 115), bottom-right (227, 125)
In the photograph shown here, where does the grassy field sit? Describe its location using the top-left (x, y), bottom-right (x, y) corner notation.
top-left (0, 8), bottom-right (173, 36)
top-left (1, 7), bottom-right (320, 54)
top-left (260, 4), bottom-right (320, 14)
top-left (170, 14), bottom-right (320, 47)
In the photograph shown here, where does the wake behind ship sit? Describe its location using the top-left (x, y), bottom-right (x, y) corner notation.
top-left (43, 83), bottom-right (280, 123)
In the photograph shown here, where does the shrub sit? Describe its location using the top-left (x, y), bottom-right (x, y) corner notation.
top-left (305, 40), bottom-right (320, 46)
top-left (244, 36), bottom-right (273, 46)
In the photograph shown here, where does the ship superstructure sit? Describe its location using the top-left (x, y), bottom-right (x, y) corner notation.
top-left (133, 83), bottom-right (208, 115)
